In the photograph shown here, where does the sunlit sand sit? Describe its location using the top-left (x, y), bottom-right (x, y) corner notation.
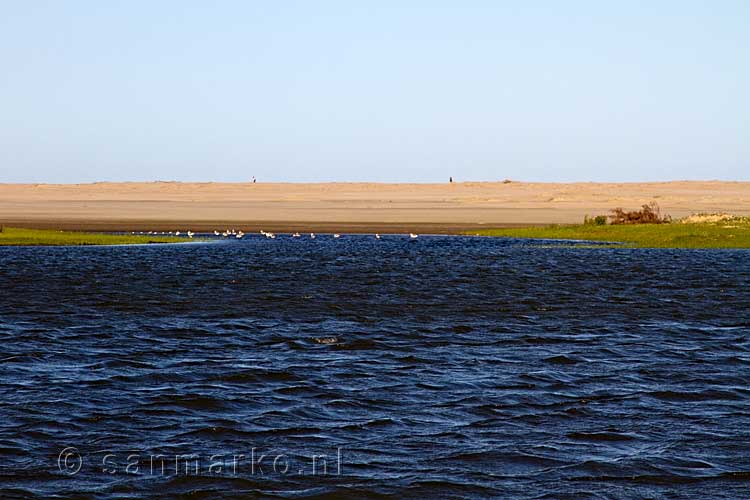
top-left (1, 181), bottom-right (749, 233)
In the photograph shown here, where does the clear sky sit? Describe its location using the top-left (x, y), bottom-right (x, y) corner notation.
top-left (1, 1), bottom-right (748, 183)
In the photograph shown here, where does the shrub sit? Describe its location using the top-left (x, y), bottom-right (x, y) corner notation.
top-left (610, 202), bottom-right (671, 225)
top-left (583, 215), bottom-right (608, 226)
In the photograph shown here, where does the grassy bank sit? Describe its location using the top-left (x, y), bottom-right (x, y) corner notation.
top-left (472, 218), bottom-right (750, 248)
top-left (0, 227), bottom-right (187, 246)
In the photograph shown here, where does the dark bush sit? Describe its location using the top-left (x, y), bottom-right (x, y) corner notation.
top-left (584, 215), bottom-right (608, 226)
top-left (609, 202), bottom-right (671, 225)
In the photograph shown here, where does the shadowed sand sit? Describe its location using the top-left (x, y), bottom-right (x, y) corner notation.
top-left (1, 181), bottom-right (749, 233)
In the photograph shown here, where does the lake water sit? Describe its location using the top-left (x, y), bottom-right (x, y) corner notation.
top-left (1, 235), bottom-right (749, 499)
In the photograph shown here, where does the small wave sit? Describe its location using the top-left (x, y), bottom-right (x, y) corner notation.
top-left (341, 418), bottom-right (398, 430)
top-left (219, 369), bottom-right (302, 384)
top-left (333, 339), bottom-right (381, 350)
top-left (544, 355), bottom-right (581, 365)
top-left (566, 431), bottom-right (637, 442)
top-left (647, 390), bottom-right (744, 402)
top-left (148, 393), bottom-right (228, 410)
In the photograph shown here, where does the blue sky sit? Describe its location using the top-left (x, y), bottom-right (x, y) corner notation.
top-left (1, 1), bottom-right (748, 183)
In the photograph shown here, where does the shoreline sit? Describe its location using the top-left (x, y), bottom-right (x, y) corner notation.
top-left (3, 220), bottom-right (749, 248)
top-left (0, 226), bottom-right (185, 246)
top-left (0, 219), bottom-right (531, 234)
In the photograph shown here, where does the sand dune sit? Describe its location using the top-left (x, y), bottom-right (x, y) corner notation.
top-left (1, 181), bottom-right (748, 233)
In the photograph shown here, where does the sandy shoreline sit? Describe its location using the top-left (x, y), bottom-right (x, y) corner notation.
top-left (1, 181), bottom-right (749, 233)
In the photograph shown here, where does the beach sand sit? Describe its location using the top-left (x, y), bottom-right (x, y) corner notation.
top-left (1, 181), bottom-right (748, 233)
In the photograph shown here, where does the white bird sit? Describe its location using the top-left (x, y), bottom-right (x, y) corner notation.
top-left (187, 231), bottom-right (194, 238)
top-left (175, 231), bottom-right (180, 236)
top-left (214, 230), bottom-right (220, 236)
top-left (375, 233), bottom-right (381, 239)
top-left (333, 233), bottom-right (341, 238)
top-left (409, 233), bottom-right (418, 239)
top-left (310, 233), bottom-right (316, 239)
top-left (292, 232), bottom-right (301, 238)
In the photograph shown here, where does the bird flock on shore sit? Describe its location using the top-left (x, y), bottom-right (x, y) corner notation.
top-left (132, 230), bottom-right (419, 240)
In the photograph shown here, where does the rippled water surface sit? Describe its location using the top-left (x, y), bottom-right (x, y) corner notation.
top-left (1, 235), bottom-right (750, 499)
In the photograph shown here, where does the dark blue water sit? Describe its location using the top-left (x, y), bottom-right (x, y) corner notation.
top-left (1, 235), bottom-right (749, 499)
